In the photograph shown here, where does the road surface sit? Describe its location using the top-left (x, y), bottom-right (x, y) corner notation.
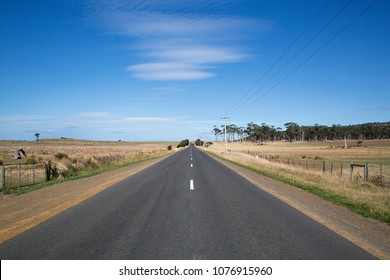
top-left (0, 146), bottom-right (375, 259)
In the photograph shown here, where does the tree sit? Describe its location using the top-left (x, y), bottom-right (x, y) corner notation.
top-left (284, 122), bottom-right (299, 142)
top-left (213, 122), bottom-right (390, 142)
top-left (34, 133), bottom-right (40, 141)
top-left (177, 139), bottom-right (189, 148)
top-left (212, 126), bottom-right (222, 141)
top-left (246, 122), bottom-right (260, 142)
top-left (195, 139), bottom-right (204, 146)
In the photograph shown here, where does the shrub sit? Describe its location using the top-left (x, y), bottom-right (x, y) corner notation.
top-left (53, 159), bottom-right (77, 178)
top-left (167, 145), bottom-right (172, 151)
top-left (54, 152), bottom-right (68, 160)
top-left (205, 142), bottom-right (213, 147)
top-left (84, 156), bottom-right (100, 169)
top-left (26, 156), bottom-right (38, 164)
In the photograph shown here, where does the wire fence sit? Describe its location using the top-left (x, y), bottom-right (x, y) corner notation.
top-left (0, 162), bottom-right (53, 190)
top-left (227, 149), bottom-right (390, 187)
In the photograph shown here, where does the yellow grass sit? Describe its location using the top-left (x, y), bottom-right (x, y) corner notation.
top-left (0, 139), bottom-right (175, 182)
top-left (0, 139), bottom-right (174, 164)
top-left (209, 140), bottom-right (390, 163)
top-left (206, 140), bottom-right (390, 224)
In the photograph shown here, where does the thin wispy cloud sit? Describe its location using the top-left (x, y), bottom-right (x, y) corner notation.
top-left (88, 0), bottom-right (270, 81)
top-left (126, 63), bottom-right (214, 81)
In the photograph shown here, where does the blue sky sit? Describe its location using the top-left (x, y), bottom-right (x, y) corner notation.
top-left (1, 0), bottom-right (389, 141)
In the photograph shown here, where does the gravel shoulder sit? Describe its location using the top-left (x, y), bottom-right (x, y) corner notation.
top-left (208, 153), bottom-right (390, 259)
top-left (0, 155), bottom-right (171, 244)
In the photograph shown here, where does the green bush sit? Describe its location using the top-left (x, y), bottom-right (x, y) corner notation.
top-left (26, 156), bottom-right (38, 164)
top-left (54, 152), bottom-right (69, 160)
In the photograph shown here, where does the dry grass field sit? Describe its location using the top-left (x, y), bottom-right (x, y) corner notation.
top-left (0, 139), bottom-right (174, 187)
top-left (209, 139), bottom-right (390, 163)
top-left (0, 138), bottom-right (173, 164)
top-left (205, 140), bottom-right (390, 224)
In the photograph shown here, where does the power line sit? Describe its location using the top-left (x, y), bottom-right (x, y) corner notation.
top-left (225, 0), bottom-right (334, 115)
top-left (237, 0), bottom-right (379, 113)
top-left (230, 0), bottom-right (354, 116)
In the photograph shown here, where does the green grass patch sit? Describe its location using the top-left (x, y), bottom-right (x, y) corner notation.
top-left (2, 153), bottom-right (167, 196)
top-left (209, 152), bottom-right (390, 225)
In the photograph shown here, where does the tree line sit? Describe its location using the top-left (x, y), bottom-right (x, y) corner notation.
top-left (213, 122), bottom-right (390, 142)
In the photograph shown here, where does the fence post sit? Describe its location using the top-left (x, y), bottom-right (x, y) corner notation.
top-left (350, 163), bottom-right (353, 180)
top-left (18, 164), bottom-right (22, 187)
top-left (331, 162), bottom-right (333, 175)
top-left (322, 161), bottom-right (326, 173)
top-left (340, 163), bottom-right (343, 177)
top-left (45, 161), bottom-right (51, 181)
top-left (32, 163), bottom-right (36, 185)
top-left (0, 165), bottom-right (5, 190)
top-left (380, 163), bottom-right (383, 179)
top-left (364, 163), bottom-right (369, 181)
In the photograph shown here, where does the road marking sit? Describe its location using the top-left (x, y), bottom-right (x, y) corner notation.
top-left (191, 158), bottom-right (193, 161)
top-left (190, 179), bottom-right (194, 190)
top-left (191, 163), bottom-right (193, 167)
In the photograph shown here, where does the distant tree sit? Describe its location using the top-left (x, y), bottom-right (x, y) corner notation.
top-left (212, 126), bottom-right (222, 141)
top-left (215, 122), bottom-right (390, 142)
top-left (195, 139), bottom-right (204, 146)
top-left (34, 133), bottom-right (40, 141)
top-left (177, 139), bottom-right (190, 148)
top-left (284, 122), bottom-right (299, 142)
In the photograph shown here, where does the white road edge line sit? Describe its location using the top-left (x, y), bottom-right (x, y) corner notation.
top-left (190, 179), bottom-right (194, 190)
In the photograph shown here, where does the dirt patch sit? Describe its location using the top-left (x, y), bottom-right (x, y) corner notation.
top-left (0, 155), bottom-right (170, 244)
top-left (209, 153), bottom-right (390, 260)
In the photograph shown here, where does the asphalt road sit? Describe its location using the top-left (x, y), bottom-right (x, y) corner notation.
top-left (0, 146), bottom-right (376, 259)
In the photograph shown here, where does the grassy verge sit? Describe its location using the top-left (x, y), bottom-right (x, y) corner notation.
top-left (208, 151), bottom-right (390, 225)
top-left (2, 152), bottom-right (168, 196)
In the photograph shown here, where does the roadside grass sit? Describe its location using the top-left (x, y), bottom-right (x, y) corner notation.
top-left (206, 149), bottom-right (390, 225)
top-left (2, 152), bottom-right (168, 196)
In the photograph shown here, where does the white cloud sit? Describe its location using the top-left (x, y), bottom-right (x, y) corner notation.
top-left (149, 46), bottom-right (248, 64)
top-left (126, 63), bottom-right (214, 81)
top-left (123, 117), bottom-right (175, 122)
top-left (87, 0), bottom-right (270, 81)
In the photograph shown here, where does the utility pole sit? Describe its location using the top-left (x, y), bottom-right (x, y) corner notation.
top-left (220, 116), bottom-right (230, 152)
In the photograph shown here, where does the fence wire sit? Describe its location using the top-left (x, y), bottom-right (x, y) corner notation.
top-left (228, 149), bottom-right (390, 187)
top-left (0, 162), bottom-right (48, 189)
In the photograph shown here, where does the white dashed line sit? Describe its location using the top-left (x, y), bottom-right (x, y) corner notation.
top-left (191, 163), bottom-right (193, 167)
top-left (190, 179), bottom-right (194, 190)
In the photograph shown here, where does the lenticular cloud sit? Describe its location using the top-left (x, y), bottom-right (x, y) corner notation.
top-left (90, 0), bottom-right (269, 81)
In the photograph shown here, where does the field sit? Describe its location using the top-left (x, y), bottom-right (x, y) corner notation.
top-left (205, 140), bottom-right (390, 224)
top-left (208, 139), bottom-right (390, 163)
top-left (0, 139), bottom-right (174, 189)
top-left (0, 138), bottom-right (174, 164)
